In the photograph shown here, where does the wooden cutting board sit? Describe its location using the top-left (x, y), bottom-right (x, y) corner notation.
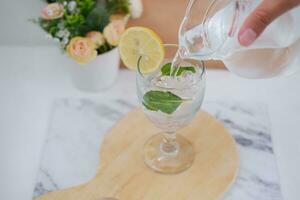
top-left (37, 108), bottom-right (239, 200)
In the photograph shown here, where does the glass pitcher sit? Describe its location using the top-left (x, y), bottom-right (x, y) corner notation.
top-left (179, 0), bottom-right (300, 78)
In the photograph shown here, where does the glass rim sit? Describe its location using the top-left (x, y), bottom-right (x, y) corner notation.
top-left (137, 44), bottom-right (206, 86)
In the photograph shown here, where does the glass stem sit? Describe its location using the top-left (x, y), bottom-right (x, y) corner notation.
top-left (161, 132), bottom-right (179, 156)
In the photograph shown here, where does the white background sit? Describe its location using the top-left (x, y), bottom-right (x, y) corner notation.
top-left (0, 1), bottom-right (300, 200)
top-left (0, 0), bottom-right (51, 45)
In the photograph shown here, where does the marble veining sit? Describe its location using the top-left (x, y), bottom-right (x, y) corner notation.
top-left (203, 102), bottom-right (282, 200)
top-left (33, 99), bottom-right (283, 200)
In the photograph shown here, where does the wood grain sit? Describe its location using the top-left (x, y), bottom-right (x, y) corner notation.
top-left (37, 108), bottom-right (239, 200)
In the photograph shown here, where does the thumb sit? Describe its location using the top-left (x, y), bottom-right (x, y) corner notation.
top-left (238, 0), bottom-right (297, 46)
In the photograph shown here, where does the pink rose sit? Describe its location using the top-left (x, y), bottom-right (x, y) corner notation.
top-left (103, 20), bottom-right (126, 46)
top-left (66, 37), bottom-right (97, 64)
top-left (41, 3), bottom-right (64, 20)
top-left (86, 31), bottom-right (105, 48)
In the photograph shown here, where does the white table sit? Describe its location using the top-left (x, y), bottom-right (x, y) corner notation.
top-left (0, 46), bottom-right (299, 200)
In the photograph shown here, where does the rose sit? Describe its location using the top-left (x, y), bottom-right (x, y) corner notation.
top-left (41, 3), bottom-right (64, 20)
top-left (86, 32), bottom-right (105, 48)
top-left (66, 37), bottom-right (97, 64)
top-left (103, 20), bottom-right (126, 46)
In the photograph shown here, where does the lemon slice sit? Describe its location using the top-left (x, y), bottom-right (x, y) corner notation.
top-left (119, 27), bottom-right (164, 73)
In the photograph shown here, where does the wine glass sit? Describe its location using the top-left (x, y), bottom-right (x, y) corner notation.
top-left (136, 44), bottom-right (205, 174)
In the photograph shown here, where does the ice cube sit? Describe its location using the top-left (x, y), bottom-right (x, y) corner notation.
top-left (181, 71), bottom-right (197, 86)
top-left (175, 75), bottom-right (184, 83)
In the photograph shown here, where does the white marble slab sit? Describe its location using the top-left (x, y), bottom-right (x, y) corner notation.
top-left (32, 98), bottom-right (283, 200)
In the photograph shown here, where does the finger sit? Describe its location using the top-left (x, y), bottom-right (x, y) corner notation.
top-left (238, 0), bottom-right (298, 46)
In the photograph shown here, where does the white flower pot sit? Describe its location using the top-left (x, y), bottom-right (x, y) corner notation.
top-left (69, 48), bottom-right (120, 92)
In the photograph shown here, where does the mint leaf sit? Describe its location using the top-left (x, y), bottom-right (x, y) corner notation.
top-left (142, 102), bottom-right (158, 112)
top-left (143, 91), bottom-right (183, 114)
top-left (161, 63), bottom-right (172, 76)
top-left (175, 66), bottom-right (196, 76)
top-left (161, 62), bottom-right (196, 76)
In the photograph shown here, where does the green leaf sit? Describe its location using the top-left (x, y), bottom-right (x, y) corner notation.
top-left (37, 0), bottom-right (129, 51)
top-left (160, 62), bottom-right (196, 76)
top-left (49, 26), bottom-right (59, 35)
top-left (161, 63), bottom-right (172, 76)
top-left (106, 0), bottom-right (130, 15)
top-left (175, 66), bottom-right (196, 76)
top-left (84, 4), bottom-right (109, 32)
top-left (97, 42), bottom-right (115, 54)
top-left (65, 14), bottom-right (85, 26)
top-left (143, 91), bottom-right (183, 114)
top-left (39, 18), bottom-right (60, 36)
top-left (142, 102), bottom-right (158, 112)
top-left (76, 0), bottom-right (96, 16)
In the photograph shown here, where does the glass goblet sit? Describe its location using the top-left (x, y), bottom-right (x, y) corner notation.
top-left (136, 44), bottom-right (206, 174)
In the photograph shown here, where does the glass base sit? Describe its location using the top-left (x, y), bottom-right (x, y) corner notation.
top-left (143, 134), bottom-right (195, 174)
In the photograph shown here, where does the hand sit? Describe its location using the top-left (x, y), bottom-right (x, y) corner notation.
top-left (238, 0), bottom-right (300, 46)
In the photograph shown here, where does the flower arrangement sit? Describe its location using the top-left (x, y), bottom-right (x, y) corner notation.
top-left (37, 0), bottom-right (131, 64)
